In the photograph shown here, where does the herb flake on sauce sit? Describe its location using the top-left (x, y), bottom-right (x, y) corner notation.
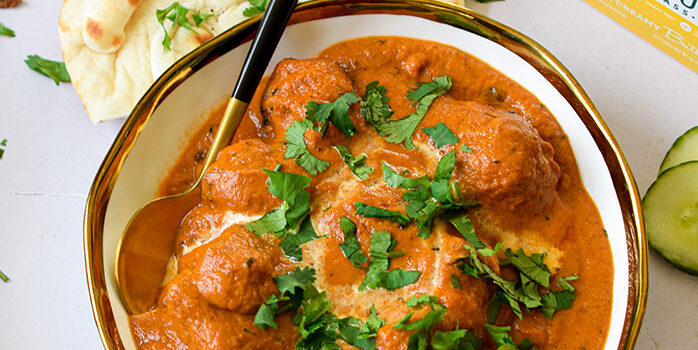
top-left (355, 202), bottom-right (411, 226)
top-left (334, 145), bottom-right (373, 180)
top-left (361, 81), bottom-right (393, 131)
top-left (284, 119), bottom-right (330, 175)
top-left (338, 217), bottom-right (368, 269)
top-left (359, 231), bottom-right (420, 291)
top-left (305, 91), bottom-right (360, 137)
top-left (377, 75), bottom-right (452, 149)
top-left (422, 122), bottom-right (459, 148)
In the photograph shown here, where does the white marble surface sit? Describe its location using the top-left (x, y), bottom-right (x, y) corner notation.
top-left (0, 0), bottom-right (695, 349)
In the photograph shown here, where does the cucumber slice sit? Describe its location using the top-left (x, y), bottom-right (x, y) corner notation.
top-left (659, 126), bottom-right (698, 175)
top-left (643, 161), bottom-right (698, 275)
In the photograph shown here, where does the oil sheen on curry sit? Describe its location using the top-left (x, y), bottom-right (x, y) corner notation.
top-left (129, 37), bottom-right (613, 349)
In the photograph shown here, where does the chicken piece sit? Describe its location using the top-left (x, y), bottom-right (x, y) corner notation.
top-left (201, 138), bottom-right (285, 214)
top-left (419, 100), bottom-right (561, 223)
top-left (261, 58), bottom-right (355, 138)
top-left (130, 271), bottom-right (298, 350)
top-left (177, 226), bottom-right (288, 314)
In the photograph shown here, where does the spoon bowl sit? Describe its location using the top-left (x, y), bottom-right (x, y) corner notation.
top-left (114, 0), bottom-right (297, 315)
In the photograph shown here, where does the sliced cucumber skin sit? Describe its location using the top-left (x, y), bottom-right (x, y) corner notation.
top-left (643, 161), bottom-right (698, 276)
top-left (659, 126), bottom-right (698, 175)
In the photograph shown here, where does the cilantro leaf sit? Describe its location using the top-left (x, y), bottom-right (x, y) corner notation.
top-left (450, 274), bottom-right (461, 289)
top-left (275, 267), bottom-right (317, 297)
top-left (557, 275), bottom-right (579, 292)
top-left (434, 150), bottom-right (456, 181)
top-left (540, 290), bottom-right (575, 319)
top-left (279, 216), bottom-right (320, 261)
top-left (246, 206), bottom-right (288, 235)
top-left (255, 294), bottom-right (281, 329)
top-left (156, 2), bottom-right (213, 51)
top-left (503, 248), bottom-right (551, 288)
top-left (406, 294), bottom-right (439, 308)
top-left (355, 202), bottom-right (411, 226)
top-left (487, 292), bottom-right (505, 323)
top-left (422, 122), bottom-right (459, 148)
top-left (484, 324), bottom-right (515, 347)
top-left (359, 231), bottom-right (420, 290)
top-left (461, 144), bottom-right (474, 153)
top-left (334, 145), bottom-right (373, 180)
top-left (305, 92), bottom-right (360, 137)
top-left (0, 23), bottom-right (15, 37)
top-left (378, 76), bottom-right (452, 149)
top-left (293, 285), bottom-right (339, 348)
top-left (0, 269), bottom-right (9, 283)
top-left (24, 55), bottom-right (70, 85)
top-left (395, 295), bottom-right (449, 349)
top-left (285, 120), bottom-right (330, 175)
top-left (382, 163), bottom-right (430, 189)
top-left (254, 267), bottom-right (317, 330)
top-left (339, 217), bottom-right (368, 269)
top-left (246, 168), bottom-right (312, 238)
top-left (361, 81), bottom-right (393, 131)
top-left (243, 0), bottom-right (269, 17)
top-left (431, 329), bottom-right (480, 350)
top-left (360, 306), bottom-right (385, 339)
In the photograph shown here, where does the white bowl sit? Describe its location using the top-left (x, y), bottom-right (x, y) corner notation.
top-left (84, 1), bottom-right (647, 349)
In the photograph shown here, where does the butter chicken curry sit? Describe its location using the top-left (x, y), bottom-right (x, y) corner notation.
top-left (129, 37), bottom-right (613, 349)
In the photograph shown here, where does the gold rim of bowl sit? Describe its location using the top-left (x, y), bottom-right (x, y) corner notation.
top-left (83, 1), bottom-right (648, 348)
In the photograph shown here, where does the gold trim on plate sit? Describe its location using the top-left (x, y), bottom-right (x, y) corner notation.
top-left (83, 1), bottom-right (648, 349)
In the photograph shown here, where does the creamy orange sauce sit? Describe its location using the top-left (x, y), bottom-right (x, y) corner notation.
top-left (129, 37), bottom-right (612, 349)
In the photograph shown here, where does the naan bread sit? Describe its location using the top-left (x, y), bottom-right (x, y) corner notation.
top-left (58, 0), bottom-right (465, 123)
top-left (59, 0), bottom-right (249, 123)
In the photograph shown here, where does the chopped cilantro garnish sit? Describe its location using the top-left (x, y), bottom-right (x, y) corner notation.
top-left (450, 274), bottom-right (461, 289)
top-left (305, 92), bottom-right (361, 137)
top-left (247, 169), bottom-right (318, 260)
top-left (359, 231), bottom-right (420, 291)
top-left (243, 0), bottom-right (269, 17)
top-left (487, 292), bottom-right (505, 323)
top-left (422, 122), bottom-right (458, 148)
top-left (355, 202), bottom-right (411, 226)
top-left (382, 163), bottom-right (430, 189)
top-left (156, 2), bottom-right (213, 51)
top-left (0, 23), bottom-right (15, 37)
top-left (334, 145), bottom-right (373, 180)
top-left (339, 217), bottom-right (368, 269)
top-left (377, 76), bottom-right (452, 149)
top-left (502, 248), bottom-right (551, 288)
top-left (461, 144), bottom-right (474, 153)
top-left (0, 139), bottom-right (6, 160)
top-left (394, 295), bottom-right (449, 349)
top-left (431, 329), bottom-right (480, 350)
top-left (285, 120), bottom-right (330, 175)
top-left (540, 289), bottom-right (575, 319)
top-left (484, 324), bottom-right (535, 350)
top-left (446, 212), bottom-right (500, 256)
top-left (361, 81), bottom-right (393, 131)
top-left (279, 216), bottom-right (320, 261)
top-left (0, 270), bottom-right (8, 283)
top-left (254, 267), bottom-right (316, 330)
top-left (557, 275), bottom-right (579, 292)
top-left (25, 55), bottom-right (71, 85)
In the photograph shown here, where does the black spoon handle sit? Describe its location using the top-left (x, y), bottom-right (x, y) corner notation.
top-left (232, 0), bottom-right (298, 103)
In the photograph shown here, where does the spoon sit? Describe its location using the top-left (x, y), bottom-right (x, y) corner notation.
top-left (115, 0), bottom-right (298, 315)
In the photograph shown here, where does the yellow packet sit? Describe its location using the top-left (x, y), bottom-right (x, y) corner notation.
top-left (584, 0), bottom-right (698, 73)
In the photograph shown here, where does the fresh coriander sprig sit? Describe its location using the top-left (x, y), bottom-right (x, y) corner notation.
top-left (305, 92), bottom-right (360, 137)
top-left (285, 120), bottom-right (330, 175)
top-left (156, 2), bottom-right (213, 51)
top-left (359, 230), bottom-right (421, 291)
top-left (243, 0), bottom-right (269, 17)
top-left (361, 81), bottom-right (393, 131)
top-left (334, 145), bottom-right (373, 180)
top-left (377, 76), bottom-right (452, 149)
top-left (25, 55), bottom-right (71, 85)
top-left (422, 122), bottom-right (458, 148)
top-left (339, 217), bottom-right (368, 269)
top-left (0, 22), bottom-right (15, 37)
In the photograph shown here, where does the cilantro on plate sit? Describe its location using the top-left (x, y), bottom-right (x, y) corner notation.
top-left (0, 22), bottom-right (15, 37)
top-left (305, 91), bottom-right (360, 137)
top-left (422, 122), bottom-right (459, 148)
top-left (359, 231), bottom-right (420, 291)
top-left (25, 55), bottom-right (71, 85)
top-left (285, 119), bottom-right (331, 175)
